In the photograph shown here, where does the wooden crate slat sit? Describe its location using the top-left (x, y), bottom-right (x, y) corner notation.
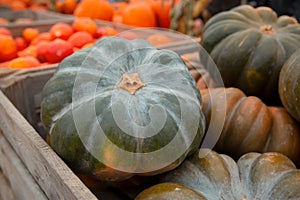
top-left (0, 169), bottom-right (15, 200)
top-left (0, 91), bottom-right (97, 200)
top-left (0, 65), bottom-right (57, 89)
top-left (0, 131), bottom-right (47, 200)
top-left (0, 65), bottom-right (57, 139)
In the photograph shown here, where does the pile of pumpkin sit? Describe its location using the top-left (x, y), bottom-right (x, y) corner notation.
top-left (56, 0), bottom-right (178, 29)
top-left (0, 0), bottom-right (178, 29)
top-left (39, 5), bottom-right (300, 199)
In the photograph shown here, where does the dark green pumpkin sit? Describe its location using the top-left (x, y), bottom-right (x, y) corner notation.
top-left (40, 36), bottom-right (205, 182)
top-left (158, 149), bottom-right (300, 199)
top-left (200, 87), bottom-right (300, 166)
top-left (201, 5), bottom-right (300, 104)
top-left (279, 49), bottom-right (300, 122)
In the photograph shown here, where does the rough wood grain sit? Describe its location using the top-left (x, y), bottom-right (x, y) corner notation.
top-left (0, 169), bottom-right (15, 200)
top-left (0, 65), bottom-right (57, 139)
top-left (0, 131), bottom-right (47, 200)
top-left (0, 90), bottom-right (98, 200)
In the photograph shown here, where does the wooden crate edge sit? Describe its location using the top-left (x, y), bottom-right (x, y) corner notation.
top-left (0, 170), bottom-right (15, 200)
top-left (0, 131), bottom-right (47, 200)
top-left (0, 90), bottom-right (98, 200)
top-left (0, 64), bottom-right (57, 90)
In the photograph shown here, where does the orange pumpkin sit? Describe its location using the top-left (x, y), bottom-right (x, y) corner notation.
top-left (73, 0), bottom-right (114, 21)
top-left (55, 0), bottom-right (77, 14)
top-left (111, 1), bottom-right (128, 24)
top-left (146, 0), bottom-right (173, 28)
top-left (122, 2), bottom-right (157, 27)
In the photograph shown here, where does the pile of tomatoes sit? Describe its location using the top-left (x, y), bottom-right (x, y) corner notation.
top-left (0, 17), bottom-right (119, 69)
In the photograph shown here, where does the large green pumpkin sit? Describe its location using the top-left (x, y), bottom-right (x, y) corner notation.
top-left (279, 49), bottom-right (300, 122)
top-left (201, 5), bottom-right (300, 104)
top-left (158, 149), bottom-right (300, 199)
top-left (200, 87), bottom-right (300, 166)
top-left (40, 36), bottom-right (205, 182)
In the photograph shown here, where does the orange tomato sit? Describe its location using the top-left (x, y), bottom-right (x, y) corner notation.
top-left (0, 18), bottom-right (9, 25)
top-left (0, 27), bottom-right (12, 36)
top-left (72, 17), bottom-right (98, 37)
top-left (45, 39), bottom-right (74, 63)
top-left (29, 4), bottom-right (49, 11)
top-left (22, 27), bottom-right (39, 43)
top-left (82, 42), bottom-right (95, 49)
top-left (49, 23), bottom-right (74, 40)
top-left (0, 0), bottom-right (10, 6)
top-left (0, 60), bottom-right (10, 68)
top-left (7, 56), bottom-right (40, 69)
top-left (17, 45), bottom-right (37, 58)
top-left (10, 0), bottom-right (27, 10)
top-left (67, 31), bottom-right (94, 48)
top-left (96, 26), bottom-right (118, 38)
top-left (15, 37), bottom-right (28, 51)
top-left (18, 0), bottom-right (32, 6)
top-left (36, 41), bottom-right (50, 63)
top-left (31, 32), bottom-right (52, 45)
top-left (0, 35), bottom-right (18, 62)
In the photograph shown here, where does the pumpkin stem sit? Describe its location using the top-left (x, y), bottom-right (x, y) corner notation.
top-left (118, 72), bottom-right (146, 95)
top-left (260, 25), bottom-right (275, 34)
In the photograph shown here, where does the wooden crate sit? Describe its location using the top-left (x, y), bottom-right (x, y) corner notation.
top-left (0, 65), bottom-right (57, 139)
top-left (0, 89), bottom-right (99, 199)
top-left (0, 65), bottom-right (167, 199)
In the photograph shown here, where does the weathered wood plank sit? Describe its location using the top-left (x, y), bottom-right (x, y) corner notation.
top-left (0, 131), bottom-right (47, 200)
top-left (0, 65), bottom-right (57, 139)
top-left (0, 169), bottom-right (15, 200)
top-left (0, 90), bottom-right (98, 200)
top-left (0, 64), bottom-right (57, 89)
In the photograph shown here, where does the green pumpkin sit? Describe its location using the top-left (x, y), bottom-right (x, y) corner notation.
top-left (200, 87), bottom-right (300, 166)
top-left (40, 36), bottom-right (205, 182)
top-left (135, 182), bottom-right (206, 200)
top-left (201, 5), bottom-right (300, 104)
top-left (279, 49), bottom-right (300, 122)
top-left (158, 149), bottom-right (300, 199)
